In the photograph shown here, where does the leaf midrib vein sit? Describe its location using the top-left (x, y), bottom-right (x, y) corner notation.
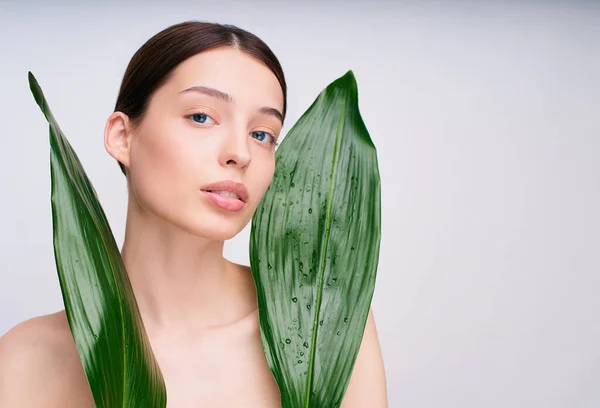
top-left (304, 91), bottom-right (348, 408)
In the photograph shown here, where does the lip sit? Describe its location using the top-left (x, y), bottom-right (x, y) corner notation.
top-left (200, 180), bottom-right (249, 212)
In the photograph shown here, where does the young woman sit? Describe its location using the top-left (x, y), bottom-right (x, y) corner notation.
top-left (0, 21), bottom-right (387, 407)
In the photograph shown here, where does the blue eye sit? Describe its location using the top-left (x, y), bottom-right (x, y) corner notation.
top-left (192, 113), bottom-right (207, 123)
top-left (189, 112), bottom-right (215, 125)
top-left (251, 131), bottom-right (278, 146)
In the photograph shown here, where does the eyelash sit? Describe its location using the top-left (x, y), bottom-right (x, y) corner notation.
top-left (186, 111), bottom-right (279, 147)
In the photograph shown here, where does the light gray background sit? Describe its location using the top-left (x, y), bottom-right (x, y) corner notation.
top-left (1, 1), bottom-right (599, 407)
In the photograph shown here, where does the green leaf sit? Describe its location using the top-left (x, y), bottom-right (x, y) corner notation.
top-left (250, 70), bottom-right (382, 408)
top-left (28, 72), bottom-right (167, 408)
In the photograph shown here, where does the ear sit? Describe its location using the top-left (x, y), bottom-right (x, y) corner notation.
top-left (104, 111), bottom-right (133, 170)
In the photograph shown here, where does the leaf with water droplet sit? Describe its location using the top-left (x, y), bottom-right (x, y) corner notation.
top-left (249, 70), bottom-right (381, 408)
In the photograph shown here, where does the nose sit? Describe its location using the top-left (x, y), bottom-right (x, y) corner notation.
top-left (219, 126), bottom-right (251, 169)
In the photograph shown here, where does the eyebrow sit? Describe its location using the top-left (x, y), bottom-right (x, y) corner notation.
top-left (180, 85), bottom-right (284, 123)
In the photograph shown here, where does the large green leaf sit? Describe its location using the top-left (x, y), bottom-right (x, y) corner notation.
top-left (250, 71), bottom-right (381, 408)
top-left (28, 72), bottom-right (167, 408)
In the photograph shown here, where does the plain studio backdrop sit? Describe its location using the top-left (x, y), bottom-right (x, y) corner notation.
top-left (0, 1), bottom-right (599, 407)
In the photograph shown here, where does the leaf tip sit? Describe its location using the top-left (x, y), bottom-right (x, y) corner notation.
top-left (28, 71), bottom-right (45, 111)
top-left (28, 71), bottom-right (38, 92)
top-left (336, 70), bottom-right (359, 97)
top-left (343, 69), bottom-right (356, 81)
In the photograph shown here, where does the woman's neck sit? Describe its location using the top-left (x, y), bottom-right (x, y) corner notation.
top-left (120, 203), bottom-right (256, 337)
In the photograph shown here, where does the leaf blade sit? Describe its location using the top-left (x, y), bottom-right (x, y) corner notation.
top-left (250, 70), bottom-right (381, 408)
top-left (28, 72), bottom-right (167, 408)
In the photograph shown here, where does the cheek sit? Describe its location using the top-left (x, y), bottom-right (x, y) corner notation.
top-left (128, 121), bottom-right (194, 209)
top-left (249, 154), bottom-right (276, 206)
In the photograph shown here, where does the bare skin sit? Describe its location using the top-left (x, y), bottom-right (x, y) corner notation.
top-left (0, 281), bottom-right (385, 407)
top-left (0, 47), bottom-right (387, 407)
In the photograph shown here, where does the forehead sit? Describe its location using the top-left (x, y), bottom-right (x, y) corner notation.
top-left (162, 47), bottom-right (284, 110)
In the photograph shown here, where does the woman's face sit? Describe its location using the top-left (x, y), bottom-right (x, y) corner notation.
top-left (122, 47), bottom-right (284, 240)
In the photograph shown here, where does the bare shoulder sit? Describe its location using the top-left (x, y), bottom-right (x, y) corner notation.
top-left (0, 311), bottom-right (95, 407)
top-left (341, 308), bottom-right (388, 408)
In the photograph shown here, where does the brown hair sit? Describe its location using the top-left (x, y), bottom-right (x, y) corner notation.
top-left (113, 20), bottom-right (287, 175)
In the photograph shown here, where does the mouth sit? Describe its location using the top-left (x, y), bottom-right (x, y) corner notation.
top-left (204, 190), bottom-right (243, 201)
top-left (200, 180), bottom-right (249, 212)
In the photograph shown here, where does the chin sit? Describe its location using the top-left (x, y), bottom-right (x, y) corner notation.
top-left (184, 213), bottom-right (250, 241)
